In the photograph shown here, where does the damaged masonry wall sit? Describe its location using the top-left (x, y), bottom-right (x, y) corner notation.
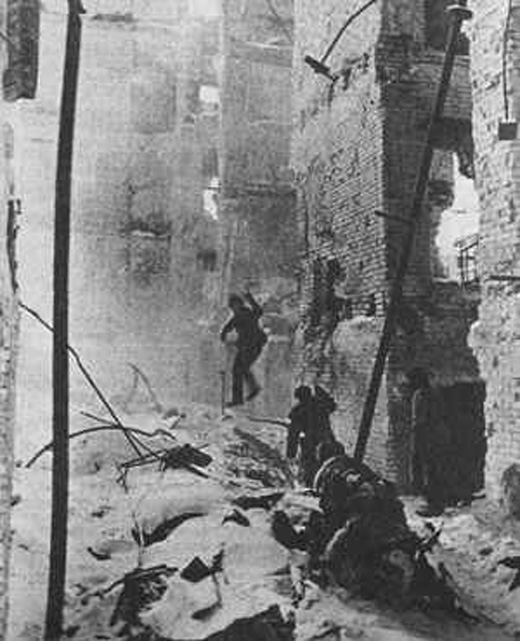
top-left (292, 0), bottom-right (481, 487)
top-left (0, 1), bottom-right (21, 635)
top-left (469, 0), bottom-right (520, 499)
top-left (17, 0), bottom-right (301, 429)
top-left (16, 0), bottom-right (222, 445)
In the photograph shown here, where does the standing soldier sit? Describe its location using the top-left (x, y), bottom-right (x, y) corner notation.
top-left (314, 384), bottom-right (337, 444)
top-left (286, 384), bottom-right (338, 486)
top-left (406, 368), bottom-right (452, 517)
top-left (220, 291), bottom-right (267, 407)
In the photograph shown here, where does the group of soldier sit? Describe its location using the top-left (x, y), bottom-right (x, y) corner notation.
top-left (220, 290), bottom-right (457, 517)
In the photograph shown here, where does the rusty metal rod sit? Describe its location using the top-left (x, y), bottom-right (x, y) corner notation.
top-left (354, 3), bottom-right (472, 463)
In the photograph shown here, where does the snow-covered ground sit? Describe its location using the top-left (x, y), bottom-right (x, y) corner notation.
top-left (8, 402), bottom-right (520, 640)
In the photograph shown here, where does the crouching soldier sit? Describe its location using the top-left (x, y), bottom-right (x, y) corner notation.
top-left (286, 385), bottom-right (337, 486)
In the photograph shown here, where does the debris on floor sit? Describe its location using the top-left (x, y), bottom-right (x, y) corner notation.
top-left (9, 404), bottom-right (520, 641)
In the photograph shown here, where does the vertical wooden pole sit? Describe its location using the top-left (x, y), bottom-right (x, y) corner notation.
top-left (44, 1), bottom-right (84, 638)
top-left (354, 3), bottom-right (472, 463)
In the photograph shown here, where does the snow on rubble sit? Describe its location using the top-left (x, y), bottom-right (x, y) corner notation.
top-left (9, 403), bottom-right (295, 641)
top-left (8, 401), bottom-right (520, 641)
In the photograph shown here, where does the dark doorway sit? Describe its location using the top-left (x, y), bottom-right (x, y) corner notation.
top-left (442, 381), bottom-right (486, 497)
top-left (412, 381), bottom-right (486, 500)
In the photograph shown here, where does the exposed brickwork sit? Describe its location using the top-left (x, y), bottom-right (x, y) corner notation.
top-left (292, 0), bottom-right (480, 486)
top-left (468, 0), bottom-right (520, 499)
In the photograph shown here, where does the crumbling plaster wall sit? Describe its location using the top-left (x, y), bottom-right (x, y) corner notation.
top-left (292, 0), bottom-right (479, 485)
top-left (16, 1), bottom-right (222, 444)
top-left (0, 1), bottom-right (19, 634)
top-left (468, 0), bottom-right (520, 499)
top-left (0, 177), bottom-right (16, 636)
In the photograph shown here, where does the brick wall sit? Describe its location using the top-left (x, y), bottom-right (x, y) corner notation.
top-left (292, 0), bottom-right (480, 485)
top-left (468, 0), bottom-right (520, 499)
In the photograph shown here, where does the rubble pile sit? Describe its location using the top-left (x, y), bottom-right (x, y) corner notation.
top-left (70, 492), bottom-right (296, 640)
top-left (221, 427), bottom-right (293, 488)
top-left (10, 404), bottom-right (520, 641)
top-left (46, 408), bottom-right (298, 641)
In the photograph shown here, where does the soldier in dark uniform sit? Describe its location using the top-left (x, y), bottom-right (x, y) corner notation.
top-left (286, 385), bottom-right (337, 486)
top-left (220, 291), bottom-right (267, 407)
top-left (406, 368), bottom-right (453, 517)
top-left (314, 384), bottom-right (337, 443)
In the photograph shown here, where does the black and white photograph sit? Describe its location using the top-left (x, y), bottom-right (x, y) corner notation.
top-left (2, 1), bottom-right (520, 639)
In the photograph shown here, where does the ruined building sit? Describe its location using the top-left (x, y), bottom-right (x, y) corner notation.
top-left (15, 0), bottom-right (299, 441)
top-left (17, 0), bottom-right (223, 430)
top-left (220, 0), bottom-right (296, 295)
top-left (10, 0), bottom-right (520, 521)
top-left (469, 0), bottom-right (520, 499)
top-left (217, 0), bottom-right (298, 413)
top-left (292, 0), bottom-right (484, 489)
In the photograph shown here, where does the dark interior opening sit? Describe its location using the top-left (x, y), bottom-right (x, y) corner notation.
top-left (412, 381), bottom-right (486, 499)
top-left (197, 248), bottom-right (218, 272)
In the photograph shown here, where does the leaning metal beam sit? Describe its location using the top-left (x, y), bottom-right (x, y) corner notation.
top-left (354, 3), bottom-right (472, 463)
